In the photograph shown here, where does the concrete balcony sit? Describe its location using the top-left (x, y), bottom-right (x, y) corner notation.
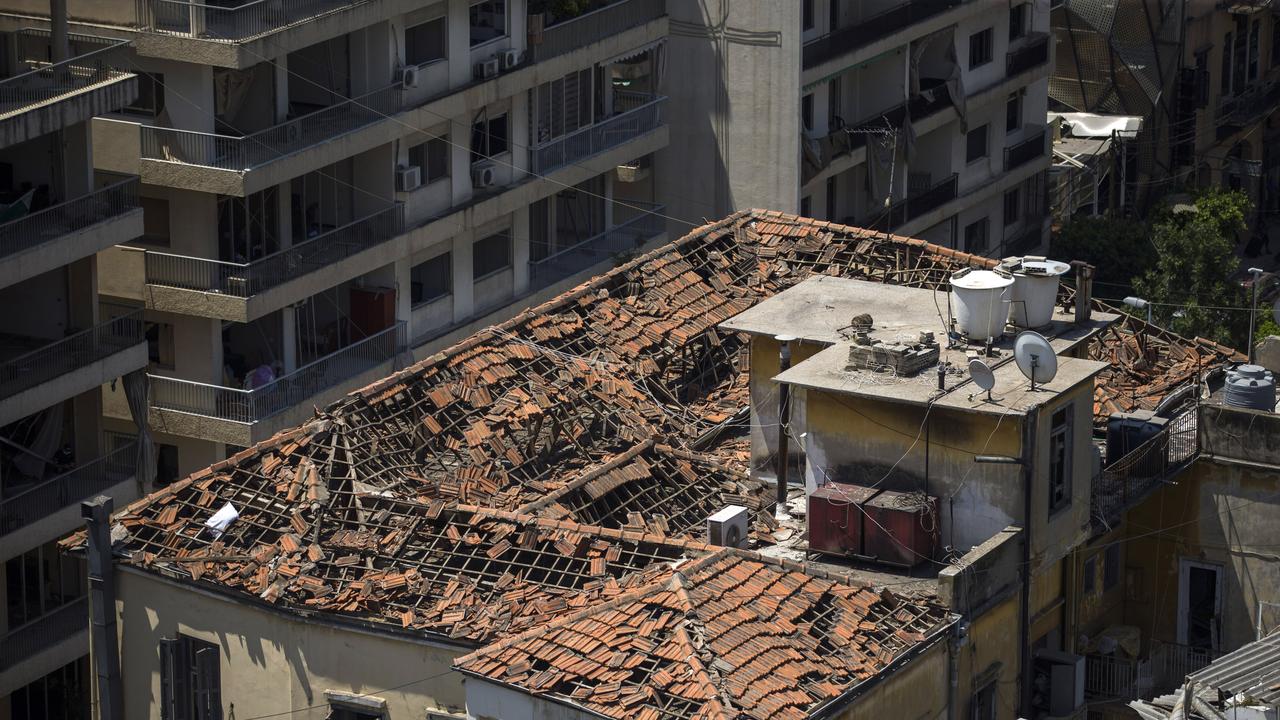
top-left (0, 442), bottom-right (137, 551)
top-left (145, 322), bottom-right (406, 446)
top-left (532, 94), bottom-right (665, 174)
top-left (0, 35), bottom-right (136, 150)
top-left (528, 0), bottom-right (666, 63)
top-left (0, 596), bottom-right (88, 698)
top-left (141, 204), bottom-right (404, 323)
top-left (133, 0), bottom-right (419, 68)
top-left (0, 311), bottom-right (146, 428)
top-left (1004, 126), bottom-right (1048, 172)
top-left (1006, 32), bottom-right (1049, 78)
top-left (138, 84), bottom-right (405, 196)
top-left (529, 204), bottom-right (665, 291)
top-left (0, 177), bottom-right (143, 290)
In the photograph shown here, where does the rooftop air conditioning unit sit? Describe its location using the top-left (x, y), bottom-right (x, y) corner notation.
top-left (707, 505), bottom-right (749, 548)
top-left (500, 48), bottom-right (523, 70)
top-left (474, 58), bottom-right (500, 80)
top-left (395, 165), bottom-right (422, 193)
top-left (471, 162), bottom-right (496, 188)
top-left (398, 65), bottom-right (420, 89)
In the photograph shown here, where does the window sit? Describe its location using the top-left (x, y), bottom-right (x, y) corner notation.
top-left (123, 73), bottom-right (164, 117)
top-left (801, 93), bottom-right (814, 131)
top-left (1003, 188), bottom-right (1020, 226)
top-left (329, 709), bottom-right (381, 720)
top-left (1006, 92), bottom-right (1021, 133)
top-left (326, 692), bottom-right (387, 720)
top-left (827, 77), bottom-right (842, 128)
top-left (1049, 405), bottom-right (1073, 515)
top-left (470, 113), bottom-right (508, 162)
top-left (966, 124), bottom-right (988, 163)
top-left (146, 321), bottom-right (176, 369)
top-left (408, 135), bottom-right (449, 184)
top-left (1222, 32), bottom-right (1233, 95)
top-left (970, 681), bottom-right (997, 720)
top-left (963, 218), bottom-right (988, 254)
top-left (1195, 49), bottom-right (1210, 108)
top-left (1104, 543), bottom-right (1121, 591)
top-left (469, 0), bottom-right (507, 46)
top-left (1248, 19), bottom-right (1260, 83)
top-left (800, 196), bottom-right (812, 217)
top-left (825, 176), bottom-right (837, 220)
top-left (473, 232), bottom-right (511, 279)
top-left (1009, 4), bottom-right (1027, 41)
top-left (969, 28), bottom-right (993, 69)
top-left (406, 16), bottom-right (446, 66)
top-left (411, 252), bottom-right (451, 305)
top-left (160, 635), bottom-right (221, 720)
top-left (802, 0), bottom-right (814, 31)
top-left (1083, 555), bottom-right (1097, 595)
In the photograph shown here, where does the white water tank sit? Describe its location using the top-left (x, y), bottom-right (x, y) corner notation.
top-left (1000, 256), bottom-right (1071, 328)
top-left (1225, 364), bottom-right (1277, 411)
top-left (950, 268), bottom-right (1014, 341)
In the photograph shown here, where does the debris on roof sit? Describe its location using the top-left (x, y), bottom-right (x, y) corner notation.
top-left (1128, 631), bottom-right (1280, 718)
top-left (455, 548), bottom-right (953, 720)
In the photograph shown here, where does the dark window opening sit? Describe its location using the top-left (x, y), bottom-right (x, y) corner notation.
top-left (408, 135), bottom-right (449, 184)
top-left (123, 73), bottom-right (165, 117)
top-left (469, 0), bottom-right (507, 46)
top-left (160, 635), bottom-right (222, 720)
top-left (967, 124), bottom-right (988, 163)
top-left (471, 113), bottom-right (508, 163)
top-left (1049, 405), bottom-right (1073, 515)
top-left (411, 252), bottom-right (451, 305)
top-left (1009, 4), bottom-right (1027, 41)
top-left (406, 17), bottom-right (446, 66)
top-left (473, 232), bottom-right (511, 278)
top-left (969, 28), bottom-right (993, 69)
top-left (964, 217), bottom-right (989, 254)
top-left (1004, 188), bottom-right (1021, 226)
top-left (1006, 92), bottom-right (1022, 134)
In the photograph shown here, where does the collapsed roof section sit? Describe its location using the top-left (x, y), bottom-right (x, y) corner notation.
top-left (455, 548), bottom-right (953, 720)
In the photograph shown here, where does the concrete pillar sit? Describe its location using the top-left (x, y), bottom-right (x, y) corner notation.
top-left (67, 255), bottom-right (99, 330)
top-left (352, 144), bottom-right (395, 216)
top-left (393, 258), bottom-right (412, 325)
top-left (281, 305), bottom-right (297, 373)
top-left (274, 55), bottom-right (289, 123)
top-left (176, 317), bottom-right (224, 385)
top-left (512, 206), bottom-right (530, 294)
top-left (72, 389), bottom-right (102, 464)
top-left (447, 0), bottom-right (472, 87)
top-left (451, 113), bottom-right (473, 205)
top-left (452, 230), bottom-right (475, 321)
top-left (511, 89), bottom-right (530, 177)
top-left (604, 172), bottom-right (615, 228)
top-left (277, 180), bottom-right (292, 249)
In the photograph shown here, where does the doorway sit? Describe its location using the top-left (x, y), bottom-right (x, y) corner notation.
top-left (1177, 559), bottom-right (1223, 650)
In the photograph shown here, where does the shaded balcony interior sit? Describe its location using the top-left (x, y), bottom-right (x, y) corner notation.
top-left (0, 29), bottom-right (131, 118)
top-left (2, 657), bottom-right (90, 720)
top-left (142, 0), bottom-right (373, 42)
top-left (526, 0), bottom-right (666, 63)
top-left (2, 540), bottom-right (85, 640)
top-left (802, 0), bottom-right (961, 70)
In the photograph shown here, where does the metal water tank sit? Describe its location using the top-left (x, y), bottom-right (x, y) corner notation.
top-left (1225, 364), bottom-right (1277, 411)
top-left (999, 256), bottom-right (1070, 328)
top-left (950, 268), bottom-right (1014, 341)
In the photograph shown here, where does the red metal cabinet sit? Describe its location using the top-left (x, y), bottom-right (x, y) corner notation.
top-left (861, 490), bottom-right (939, 568)
top-left (807, 483), bottom-right (879, 558)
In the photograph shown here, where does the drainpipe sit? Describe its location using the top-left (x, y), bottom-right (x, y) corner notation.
top-left (776, 335), bottom-right (796, 517)
top-left (83, 495), bottom-right (123, 720)
top-left (50, 0), bottom-right (69, 63)
top-left (1018, 410), bottom-right (1038, 717)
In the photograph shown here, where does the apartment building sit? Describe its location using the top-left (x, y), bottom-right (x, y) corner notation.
top-left (662, 0), bottom-right (1054, 260)
top-left (0, 0), bottom-right (671, 482)
top-left (0, 27), bottom-right (150, 720)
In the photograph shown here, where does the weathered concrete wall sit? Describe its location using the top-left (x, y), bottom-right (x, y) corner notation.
top-left (465, 679), bottom-right (599, 720)
top-left (1199, 402), bottom-right (1280, 467)
top-left (833, 639), bottom-right (950, 720)
top-left (114, 568), bottom-right (468, 719)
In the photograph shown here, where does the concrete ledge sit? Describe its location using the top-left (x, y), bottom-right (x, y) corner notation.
top-left (0, 340), bottom-right (147, 427)
top-left (0, 207), bottom-right (143, 291)
top-left (0, 620), bottom-right (87, 697)
top-left (0, 73), bottom-right (138, 150)
top-left (0, 474), bottom-right (138, 563)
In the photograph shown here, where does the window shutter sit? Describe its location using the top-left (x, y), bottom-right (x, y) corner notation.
top-left (194, 645), bottom-right (222, 720)
top-left (160, 637), bottom-right (192, 720)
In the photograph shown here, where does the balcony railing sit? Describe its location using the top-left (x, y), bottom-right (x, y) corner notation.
top-left (140, 0), bottom-right (372, 41)
top-left (864, 173), bottom-right (958, 230)
top-left (0, 443), bottom-right (137, 537)
top-left (1004, 127), bottom-right (1047, 172)
top-left (1216, 80), bottom-right (1280, 138)
top-left (0, 37), bottom-right (131, 116)
top-left (0, 177), bottom-right (140, 260)
top-left (0, 596), bottom-right (88, 671)
top-left (1091, 406), bottom-right (1198, 532)
top-left (810, 79), bottom-right (952, 177)
top-left (802, 0), bottom-right (961, 69)
top-left (1006, 33), bottom-right (1050, 77)
top-left (529, 0), bottom-right (666, 63)
top-left (1085, 641), bottom-right (1221, 701)
top-left (140, 84), bottom-right (403, 171)
top-left (532, 95), bottom-right (665, 175)
top-left (150, 322), bottom-right (406, 424)
top-left (529, 204), bottom-right (665, 289)
top-left (0, 310), bottom-right (144, 400)
top-left (144, 204), bottom-right (404, 297)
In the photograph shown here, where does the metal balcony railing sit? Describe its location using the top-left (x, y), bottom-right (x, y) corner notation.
top-left (1084, 641), bottom-right (1221, 701)
top-left (0, 443), bottom-right (137, 537)
top-left (140, 84), bottom-right (403, 171)
top-left (0, 36), bottom-right (132, 116)
top-left (0, 177), bottom-right (140, 260)
top-left (1091, 406), bottom-right (1198, 532)
top-left (144, 204), bottom-right (404, 297)
top-left (1006, 33), bottom-right (1050, 77)
top-left (150, 322), bottom-right (406, 424)
top-left (1216, 80), bottom-right (1280, 137)
top-left (866, 173), bottom-right (957, 229)
top-left (528, 0), bottom-right (666, 62)
top-left (531, 95), bottom-right (665, 174)
top-left (140, 0), bottom-right (374, 41)
top-left (0, 596), bottom-right (88, 671)
top-left (813, 79), bottom-right (952, 174)
top-left (802, 0), bottom-right (961, 69)
top-left (1003, 127), bottom-right (1047, 172)
top-left (0, 310), bottom-right (144, 400)
top-left (529, 204), bottom-right (665, 289)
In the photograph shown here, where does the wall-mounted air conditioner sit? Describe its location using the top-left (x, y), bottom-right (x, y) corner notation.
top-left (500, 49), bottom-right (523, 70)
top-left (707, 506), bottom-right (749, 548)
top-left (398, 65), bottom-right (420, 89)
top-left (471, 162), bottom-right (496, 188)
top-left (474, 58), bottom-right (500, 80)
top-left (395, 165), bottom-right (421, 193)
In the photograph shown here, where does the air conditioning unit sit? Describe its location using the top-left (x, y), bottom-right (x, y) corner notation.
top-left (395, 165), bottom-right (421, 193)
top-left (500, 48), bottom-right (523, 70)
top-left (1033, 649), bottom-right (1085, 717)
top-left (474, 58), bottom-right (500, 80)
top-left (471, 162), bottom-right (496, 188)
top-left (707, 505), bottom-right (749, 548)
top-left (398, 65), bottom-right (420, 89)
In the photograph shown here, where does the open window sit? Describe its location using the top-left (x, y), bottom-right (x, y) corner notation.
top-left (1048, 404), bottom-right (1073, 515)
top-left (160, 635), bottom-right (221, 720)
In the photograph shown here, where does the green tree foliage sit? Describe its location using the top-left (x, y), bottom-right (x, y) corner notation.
top-left (1050, 216), bottom-right (1152, 292)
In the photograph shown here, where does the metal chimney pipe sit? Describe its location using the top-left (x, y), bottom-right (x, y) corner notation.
top-left (1071, 261), bottom-right (1095, 325)
top-left (82, 496), bottom-right (123, 720)
top-left (50, 0), bottom-right (69, 63)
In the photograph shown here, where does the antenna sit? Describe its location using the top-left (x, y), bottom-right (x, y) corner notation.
top-left (1014, 331), bottom-right (1058, 392)
top-left (968, 359), bottom-right (996, 402)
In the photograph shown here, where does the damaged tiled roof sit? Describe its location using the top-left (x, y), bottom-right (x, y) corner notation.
top-left (454, 548), bottom-right (953, 720)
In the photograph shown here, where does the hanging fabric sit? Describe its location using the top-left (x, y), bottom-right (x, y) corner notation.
top-left (122, 370), bottom-right (156, 490)
top-left (944, 34), bottom-right (968, 134)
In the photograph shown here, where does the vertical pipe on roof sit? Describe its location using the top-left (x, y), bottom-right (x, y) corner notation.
top-left (776, 335), bottom-right (795, 517)
top-left (83, 495), bottom-right (124, 720)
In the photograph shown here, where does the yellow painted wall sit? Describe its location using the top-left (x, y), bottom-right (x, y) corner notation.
top-left (835, 641), bottom-right (950, 720)
top-left (750, 335), bottom-right (826, 473)
top-left (953, 593), bottom-right (1022, 720)
top-left (113, 569), bottom-right (467, 720)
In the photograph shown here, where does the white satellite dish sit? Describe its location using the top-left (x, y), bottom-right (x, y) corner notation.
top-left (1014, 331), bottom-right (1058, 391)
top-left (968, 358), bottom-right (996, 402)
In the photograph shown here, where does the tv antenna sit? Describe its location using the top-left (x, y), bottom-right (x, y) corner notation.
top-left (968, 359), bottom-right (996, 402)
top-left (1014, 331), bottom-right (1058, 392)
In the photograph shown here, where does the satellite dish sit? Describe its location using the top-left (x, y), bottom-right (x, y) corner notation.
top-left (969, 359), bottom-right (996, 402)
top-left (1014, 331), bottom-right (1058, 391)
